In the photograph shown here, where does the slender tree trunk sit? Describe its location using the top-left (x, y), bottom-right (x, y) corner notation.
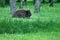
top-left (10, 0), bottom-right (16, 14)
top-left (57, 0), bottom-right (60, 3)
top-left (35, 0), bottom-right (40, 13)
top-left (49, 0), bottom-right (51, 3)
top-left (50, 0), bottom-right (53, 7)
top-left (17, 0), bottom-right (20, 2)
top-left (0, 0), bottom-right (5, 7)
top-left (24, 0), bottom-right (27, 5)
top-left (19, 0), bottom-right (23, 9)
top-left (5, 0), bottom-right (9, 4)
top-left (42, 0), bottom-right (45, 3)
top-left (33, 0), bottom-right (35, 5)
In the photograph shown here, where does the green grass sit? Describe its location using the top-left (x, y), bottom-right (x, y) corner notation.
top-left (0, 2), bottom-right (60, 40)
top-left (0, 32), bottom-right (60, 40)
top-left (0, 3), bottom-right (60, 33)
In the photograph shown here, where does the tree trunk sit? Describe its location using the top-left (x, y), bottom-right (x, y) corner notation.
top-left (0, 0), bottom-right (5, 7)
top-left (42, 0), bottom-right (45, 3)
top-left (10, 0), bottom-right (16, 14)
top-left (17, 0), bottom-right (20, 2)
top-left (57, 0), bottom-right (60, 3)
top-left (19, 0), bottom-right (23, 9)
top-left (5, 0), bottom-right (9, 4)
top-left (35, 0), bottom-right (40, 13)
top-left (49, 0), bottom-right (51, 3)
top-left (24, 0), bottom-right (27, 5)
top-left (50, 0), bottom-right (53, 7)
top-left (33, 0), bottom-right (35, 5)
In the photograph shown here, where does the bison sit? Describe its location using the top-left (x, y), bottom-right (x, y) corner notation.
top-left (12, 10), bottom-right (31, 18)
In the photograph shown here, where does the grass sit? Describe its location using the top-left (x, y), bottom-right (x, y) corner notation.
top-left (0, 2), bottom-right (60, 40)
top-left (0, 32), bottom-right (60, 40)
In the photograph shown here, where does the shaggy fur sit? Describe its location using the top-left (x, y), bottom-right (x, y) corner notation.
top-left (12, 10), bottom-right (31, 18)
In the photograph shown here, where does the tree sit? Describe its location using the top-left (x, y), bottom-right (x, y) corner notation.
top-left (17, 0), bottom-right (20, 2)
top-left (24, 0), bottom-right (27, 5)
top-left (10, 0), bottom-right (16, 14)
top-left (42, 0), bottom-right (45, 3)
top-left (0, 0), bottom-right (5, 7)
top-left (49, 0), bottom-right (53, 7)
top-left (5, 0), bottom-right (9, 4)
top-left (19, 0), bottom-right (23, 9)
top-left (49, 0), bottom-right (51, 3)
top-left (34, 0), bottom-right (40, 13)
top-left (57, 0), bottom-right (60, 3)
top-left (33, 0), bottom-right (35, 5)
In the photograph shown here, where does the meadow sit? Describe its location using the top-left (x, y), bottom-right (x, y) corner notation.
top-left (0, 2), bottom-right (60, 40)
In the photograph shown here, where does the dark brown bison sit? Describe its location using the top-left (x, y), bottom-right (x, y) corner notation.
top-left (12, 10), bottom-right (31, 18)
